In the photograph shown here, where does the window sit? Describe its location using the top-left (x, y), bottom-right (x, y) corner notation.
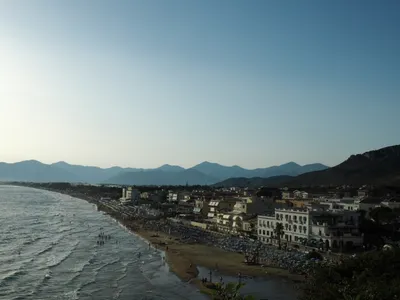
top-left (289, 225), bottom-right (291, 231)
top-left (263, 230), bottom-right (265, 235)
top-left (259, 229), bottom-right (261, 234)
top-left (267, 231), bottom-right (270, 236)
top-left (303, 226), bottom-right (307, 232)
top-left (267, 221), bottom-right (269, 227)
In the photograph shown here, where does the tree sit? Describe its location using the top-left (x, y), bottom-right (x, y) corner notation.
top-left (370, 207), bottom-right (396, 225)
top-left (274, 222), bottom-right (284, 250)
top-left (212, 282), bottom-right (256, 300)
top-left (300, 248), bottom-right (400, 300)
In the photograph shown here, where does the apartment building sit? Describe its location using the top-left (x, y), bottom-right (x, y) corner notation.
top-left (257, 207), bottom-right (363, 250)
top-left (121, 187), bottom-right (140, 202)
top-left (258, 208), bottom-right (309, 245)
top-left (207, 198), bottom-right (237, 218)
top-left (216, 212), bottom-right (245, 234)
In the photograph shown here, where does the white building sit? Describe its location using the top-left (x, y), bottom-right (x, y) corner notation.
top-left (258, 207), bottom-right (363, 250)
top-left (258, 208), bottom-right (309, 245)
top-left (167, 192), bottom-right (178, 202)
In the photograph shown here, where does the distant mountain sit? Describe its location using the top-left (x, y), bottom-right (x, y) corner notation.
top-left (52, 161), bottom-right (126, 183)
top-left (105, 169), bottom-right (217, 186)
top-left (191, 161), bottom-right (328, 180)
top-left (214, 145), bottom-right (400, 188)
top-left (0, 160), bottom-right (79, 182)
top-left (0, 159), bottom-right (328, 186)
top-left (156, 164), bottom-right (185, 173)
top-left (213, 176), bottom-right (294, 188)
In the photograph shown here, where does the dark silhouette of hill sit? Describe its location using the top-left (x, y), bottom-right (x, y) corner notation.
top-left (213, 175), bottom-right (294, 188)
top-left (285, 145), bottom-right (400, 187)
top-left (214, 145), bottom-right (400, 188)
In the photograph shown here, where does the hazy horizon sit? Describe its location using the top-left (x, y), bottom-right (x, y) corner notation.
top-left (1, 0), bottom-right (399, 169)
top-left (0, 157), bottom-right (331, 170)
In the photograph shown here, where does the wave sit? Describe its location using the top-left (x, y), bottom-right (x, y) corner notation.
top-left (57, 226), bottom-right (73, 234)
top-left (0, 270), bottom-right (26, 286)
top-left (23, 236), bottom-right (42, 246)
top-left (94, 257), bottom-right (121, 274)
top-left (67, 249), bottom-right (98, 286)
top-left (36, 244), bottom-right (54, 256)
top-left (48, 241), bottom-right (80, 269)
top-left (76, 277), bottom-right (97, 294)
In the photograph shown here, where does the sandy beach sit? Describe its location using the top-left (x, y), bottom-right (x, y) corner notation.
top-left (27, 187), bottom-right (303, 295)
top-left (132, 228), bottom-right (304, 295)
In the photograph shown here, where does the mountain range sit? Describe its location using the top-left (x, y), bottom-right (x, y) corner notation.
top-left (0, 160), bottom-right (328, 185)
top-left (214, 145), bottom-right (400, 188)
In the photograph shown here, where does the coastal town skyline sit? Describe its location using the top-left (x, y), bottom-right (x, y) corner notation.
top-left (1, 1), bottom-right (400, 169)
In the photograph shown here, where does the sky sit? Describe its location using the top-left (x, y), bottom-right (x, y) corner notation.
top-left (0, 0), bottom-right (399, 169)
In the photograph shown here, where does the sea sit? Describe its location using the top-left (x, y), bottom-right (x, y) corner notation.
top-left (0, 185), bottom-right (298, 300)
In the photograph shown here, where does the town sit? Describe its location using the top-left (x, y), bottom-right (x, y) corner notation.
top-left (17, 182), bottom-right (400, 255)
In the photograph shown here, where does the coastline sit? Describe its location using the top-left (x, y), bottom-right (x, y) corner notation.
top-left (19, 186), bottom-right (304, 294)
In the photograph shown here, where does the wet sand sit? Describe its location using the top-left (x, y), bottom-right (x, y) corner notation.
top-left (134, 229), bottom-right (304, 295)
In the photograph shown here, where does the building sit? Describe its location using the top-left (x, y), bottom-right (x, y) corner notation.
top-left (167, 192), bottom-right (178, 202)
top-left (232, 196), bottom-right (275, 215)
top-left (177, 200), bottom-right (194, 214)
top-left (207, 198), bottom-right (237, 219)
top-left (258, 209), bottom-right (310, 245)
top-left (178, 191), bottom-right (191, 201)
top-left (216, 211), bottom-right (245, 234)
top-left (257, 207), bottom-right (363, 250)
top-left (193, 198), bottom-right (210, 216)
top-left (310, 210), bottom-right (362, 250)
top-left (121, 187), bottom-right (140, 202)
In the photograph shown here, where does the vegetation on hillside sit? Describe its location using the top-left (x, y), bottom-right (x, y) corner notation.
top-left (300, 248), bottom-right (400, 300)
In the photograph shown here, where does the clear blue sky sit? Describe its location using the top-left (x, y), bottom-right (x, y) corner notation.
top-left (0, 0), bottom-right (399, 169)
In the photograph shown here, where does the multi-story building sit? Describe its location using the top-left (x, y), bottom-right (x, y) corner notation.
top-left (257, 207), bottom-right (363, 250)
top-left (193, 198), bottom-right (210, 216)
top-left (207, 198), bottom-right (237, 219)
top-left (216, 212), bottom-right (245, 234)
top-left (167, 192), bottom-right (178, 202)
top-left (121, 187), bottom-right (140, 202)
top-left (258, 208), bottom-right (309, 245)
top-left (310, 210), bottom-right (362, 250)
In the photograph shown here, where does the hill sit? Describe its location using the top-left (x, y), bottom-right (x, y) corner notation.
top-left (213, 176), bottom-right (294, 188)
top-left (0, 160), bottom-right (327, 185)
top-left (104, 169), bottom-right (217, 186)
top-left (191, 161), bottom-right (328, 180)
top-left (285, 145), bottom-right (400, 187)
top-left (214, 145), bottom-right (400, 188)
top-left (0, 160), bottom-right (80, 182)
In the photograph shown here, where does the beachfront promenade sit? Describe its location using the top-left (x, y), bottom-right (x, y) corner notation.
top-left (98, 199), bottom-right (333, 276)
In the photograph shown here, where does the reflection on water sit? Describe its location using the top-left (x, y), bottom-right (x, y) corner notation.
top-left (197, 266), bottom-right (299, 300)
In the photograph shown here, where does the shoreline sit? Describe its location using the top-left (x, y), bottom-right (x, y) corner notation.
top-left (15, 186), bottom-right (304, 294)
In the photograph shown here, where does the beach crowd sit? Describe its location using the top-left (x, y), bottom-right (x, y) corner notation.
top-left (115, 204), bottom-right (334, 275)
